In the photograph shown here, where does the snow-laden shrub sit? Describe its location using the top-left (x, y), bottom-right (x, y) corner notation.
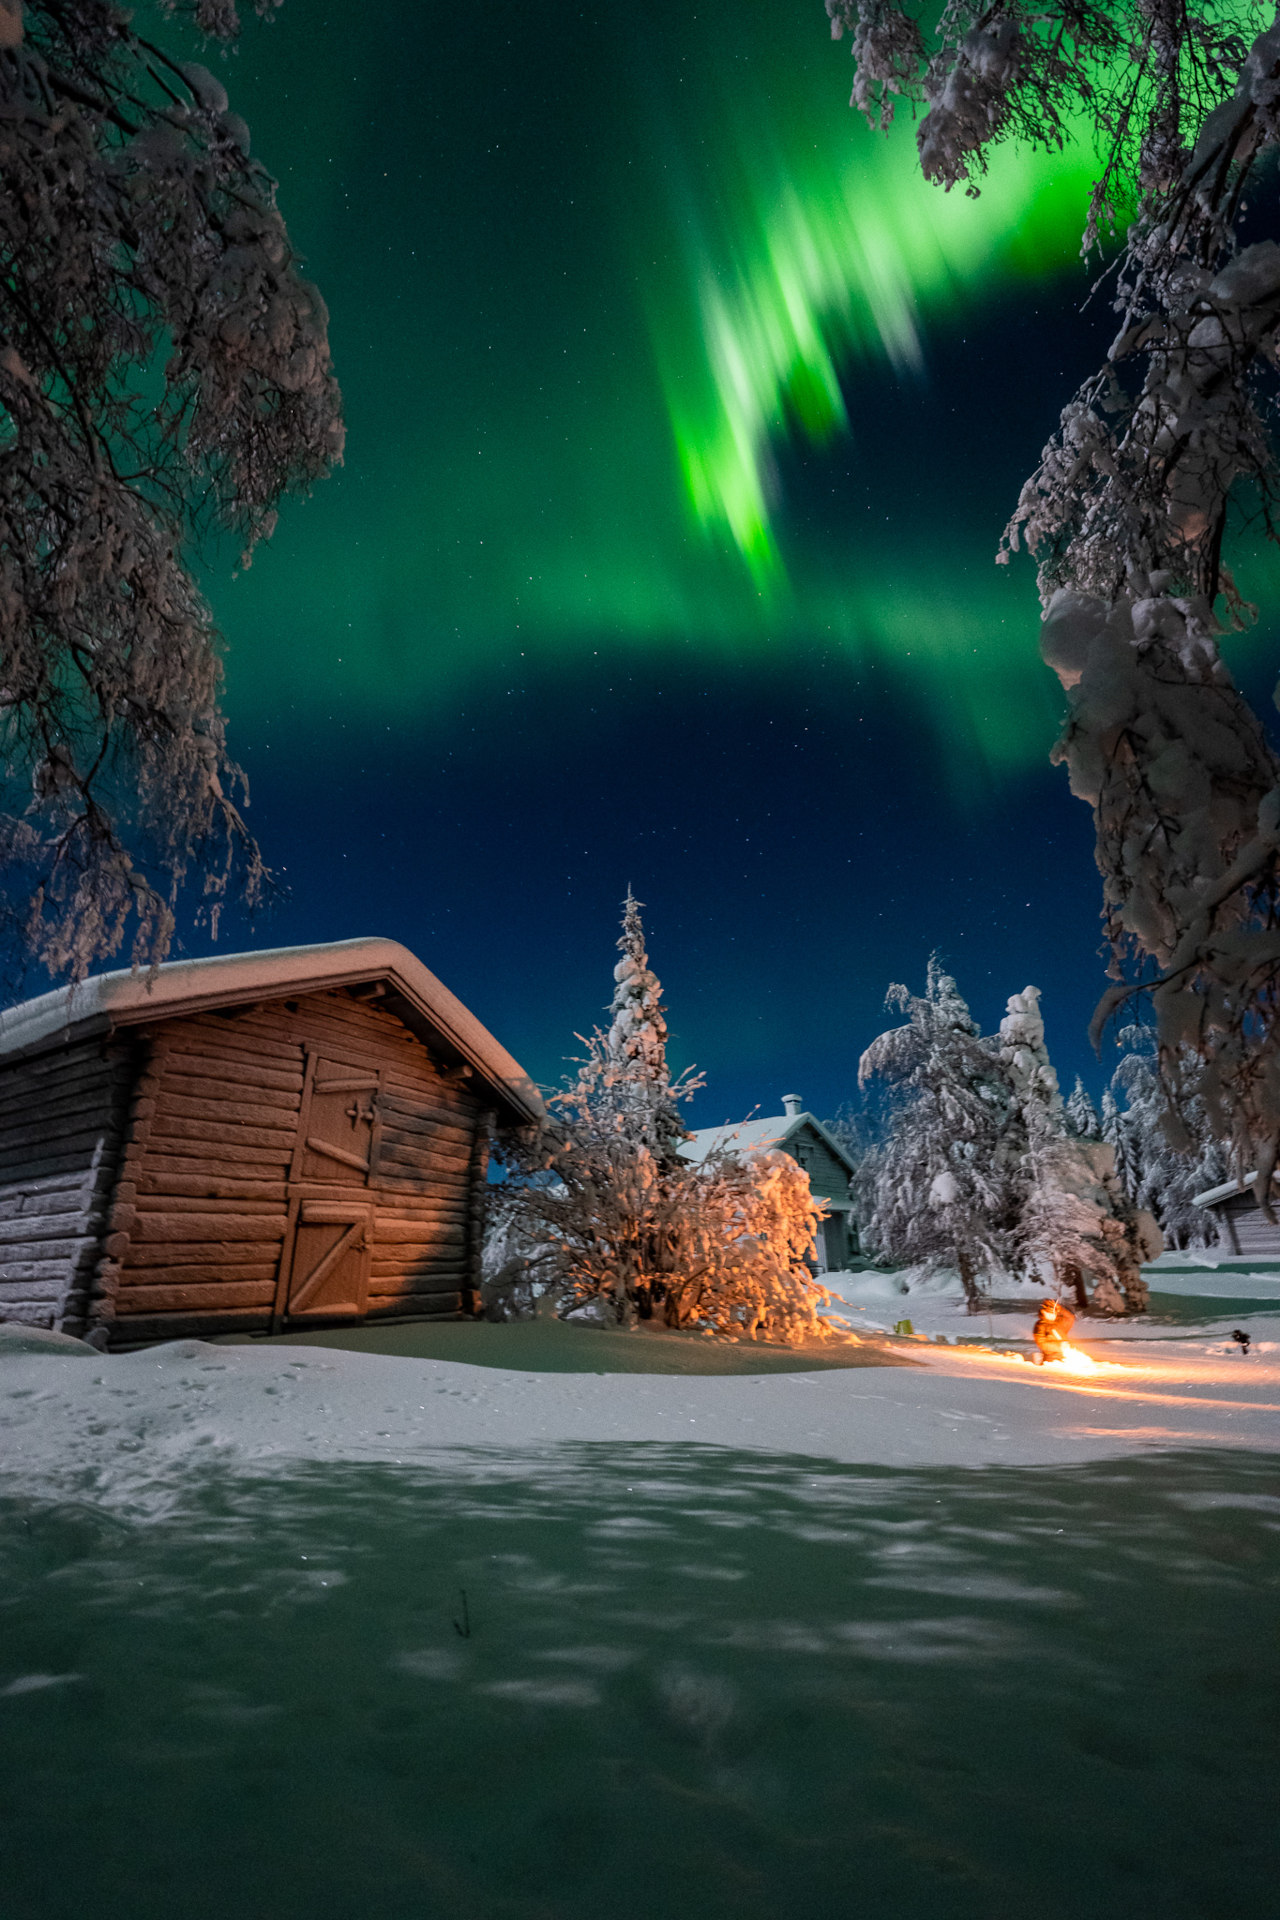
top-left (491, 1033), bottom-right (831, 1344)
top-left (488, 893), bottom-right (833, 1345)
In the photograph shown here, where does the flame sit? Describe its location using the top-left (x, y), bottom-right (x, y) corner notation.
top-left (1052, 1343), bottom-right (1105, 1374)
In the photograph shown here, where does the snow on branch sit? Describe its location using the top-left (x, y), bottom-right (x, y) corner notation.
top-left (0, 1), bottom-right (342, 979)
top-left (825, 3), bottom-right (1280, 1181)
top-left (858, 958), bottom-right (1151, 1310)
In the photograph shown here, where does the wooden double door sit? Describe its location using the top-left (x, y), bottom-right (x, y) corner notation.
top-left (271, 1048), bottom-right (386, 1329)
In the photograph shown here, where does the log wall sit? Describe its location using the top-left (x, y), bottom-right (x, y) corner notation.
top-left (1211, 1192), bottom-right (1280, 1257)
top-left (105, 988), bottom-right (485, 1344)
top-left (0, 1037), bottom-right (134, 1331)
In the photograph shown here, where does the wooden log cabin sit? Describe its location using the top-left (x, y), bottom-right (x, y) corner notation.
top-left (0, 939), bottom-right (543, 1346)
top-left (1192, 1173), bottom-right (1280, 1257)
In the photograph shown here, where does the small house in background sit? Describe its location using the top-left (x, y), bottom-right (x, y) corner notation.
top-left (1192, 1173), bottom-right (1280, 1256)
top-left (681, 1095), bottom-right (859, 1272)
top-left (0, 939), bottom-right (542, 1347)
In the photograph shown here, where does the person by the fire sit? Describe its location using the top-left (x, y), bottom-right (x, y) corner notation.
top-left (1032, 1297), bottom-right (1075, 1364)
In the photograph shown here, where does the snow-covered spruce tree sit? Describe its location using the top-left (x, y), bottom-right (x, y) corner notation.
top-left (490, 896), bottom-right (832, 1342)
top-left (0, 0), bottom-right (342, 979)
top-left (1000, 986), bottom-right (1150, 1311)
top-left (1066, 1076), bottom-right (1103, 1140)
top-left (1101, 1086), bottom-right (1142, 1196)
top-left (606, 887), bottom-right (688, 1167)
top-left (858, 956), bottom-right (1019, 1308)
top-left (824, 2), bottom-right (1280, 1197)
top-left (1107, 1025), bottom-right (1231, 1246)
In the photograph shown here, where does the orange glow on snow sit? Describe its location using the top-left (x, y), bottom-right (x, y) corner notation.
top-left (1054, 1343), bottom-right (1108, 1374)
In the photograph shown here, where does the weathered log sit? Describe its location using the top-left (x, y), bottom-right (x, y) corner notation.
top-left (115, 1261), bottom-right (278, 1289)
top-left (159, 1055), bottom-right (305, 1097)
top-left (0, 1182), bottom-right (96, 1221)
top-left (108, 1308), bottom-right (272, 1343)
top-left (369, 1219), bottom-right (467, 1247)
top-left (147, 1115), bottom-right (296, 1152)
top-left (115, 1281), bottom-right (277, 1313)
top-left (0, 1216), bottom-right (105, 1250)
top-left (367, 1290), bottom-right (463, 1312)
top-left (375, 1137), bottom-right (471, 1175)
top-left (136, 1172), bottom-right (290, 1203)
top-left (374, 1101), bottom-right (472, 1140)
top-left (134, 1191), bottom-right (288, 1217)
top-left (0, 1273), bottom-right (64, 1297)
top-left (142, 1145), bottom-right (294, 1177)
top-left (156, 1087), bottom-right (301, 1127)
top-left (123, 1237), bottom-right (287, 1267)
top-left (130, 1210), bottom-right (288, 1242)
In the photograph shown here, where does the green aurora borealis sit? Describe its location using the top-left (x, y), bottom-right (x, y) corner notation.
top-left (143, 0), bottom-right (1279, 1111)
top-left (207, 0), bottom-right (1107, 775)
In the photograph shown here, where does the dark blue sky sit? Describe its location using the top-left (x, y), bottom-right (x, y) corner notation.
top-left (28, 0), bottom-right (1280, 1122)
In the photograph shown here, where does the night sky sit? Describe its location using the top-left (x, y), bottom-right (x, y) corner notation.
top-left (139, 0), bottom-right (1278, 1123)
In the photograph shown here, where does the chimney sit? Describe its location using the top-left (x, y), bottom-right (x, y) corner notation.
top-left (782, 1093), bottom-right (803, 1119)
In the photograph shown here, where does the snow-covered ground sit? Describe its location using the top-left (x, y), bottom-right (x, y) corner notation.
top-left (2, 1297), bottom-right (1276, 1920)
top-left (820, 1262), bottom-right (1280, 1338)
top-left (0, 1276), bottom-right (1276, 1509)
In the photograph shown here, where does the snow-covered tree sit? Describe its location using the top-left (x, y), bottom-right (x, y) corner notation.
top-left (1107, 1027), bottom-right (1230, 1247)
top-left (605, 888), bottom-right (687, 1167)
top-left (490, 896), bottom-right (832, 1343)
top-left (1102, 1087), bottom-right (1142, 1198)
top-left (1066, 1076), bottom-right (1103, 1141)
top-left (856, 963), bottom-right (1153, 1308)
top-left (999, 985), bottom-right (1150, 1310)
top-left (824, 3), bottom-right (1280, 1191)
top-left (858, 956), bottom-right (1019, 1307)
top-left (0, 0), bottom-right (342, 979)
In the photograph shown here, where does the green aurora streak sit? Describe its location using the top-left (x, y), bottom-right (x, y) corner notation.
top-left (654, 111), bottom-right (1100, 588)
top-left (207, 2), bottom-right (1115, 777)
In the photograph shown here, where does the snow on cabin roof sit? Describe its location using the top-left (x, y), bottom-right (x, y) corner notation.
top-left (679, 1110), bottom-right (856, 1179)
top-left (1193, 1173), bottom-right (1261, 1209)
top-left (0, 937), bottom-right (544, 1125)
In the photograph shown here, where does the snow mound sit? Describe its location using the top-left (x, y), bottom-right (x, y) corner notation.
top-left (0, 1322), bottom-right (94, 1358)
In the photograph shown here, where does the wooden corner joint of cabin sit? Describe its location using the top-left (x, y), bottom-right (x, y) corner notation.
top-left (85, 1033), bottom-right (160, 1346)
top-left (463, 1107), bottom-right (497, 1318)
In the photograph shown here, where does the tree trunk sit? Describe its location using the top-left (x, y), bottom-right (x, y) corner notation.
top-left (956, 1247), bottom-right (984, 1313)
top-left (1063, 1262), bottom-right (1089, 1314)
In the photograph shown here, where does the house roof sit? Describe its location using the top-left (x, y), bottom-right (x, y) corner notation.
top-left (679, 1110), bottom-right (857, 1197)
top-left (1193, 1173), bottom-right (1260, 1209)
top-left (0, 938), bottom-right (544, 1126)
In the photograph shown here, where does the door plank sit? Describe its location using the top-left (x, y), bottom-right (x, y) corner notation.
top-left (289, 1218), bottom-right (365, 1314)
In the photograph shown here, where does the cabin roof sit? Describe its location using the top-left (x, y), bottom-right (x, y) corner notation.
top-left (679, 1110), bottom-right (857, 1178)
top-left (0, 938), bottom-right (544, 1126)
top-left (1193, 1173), bottom-right (1260, 1209)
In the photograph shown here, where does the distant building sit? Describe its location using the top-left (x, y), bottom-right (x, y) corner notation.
top-left (1192, 1174), bottom-right (1280, 1256)
top-left (680, 1094), bottom-right (859, 1272)
top-left (0, 939), bottom-right (542, 1346)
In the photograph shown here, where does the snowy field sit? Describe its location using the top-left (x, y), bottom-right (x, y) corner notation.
top-left (1, 1289), bottom-right (1277, 1919)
